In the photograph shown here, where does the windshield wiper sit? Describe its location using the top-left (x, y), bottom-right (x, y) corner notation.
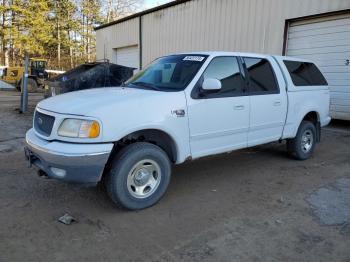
top-left (130, 82), bottom-right (161, 91)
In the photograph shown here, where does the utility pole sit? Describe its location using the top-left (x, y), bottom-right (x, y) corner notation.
top-left (56, 0), bottom-right (61, 69)
top-left (20, 53), bottom-right (29, 113)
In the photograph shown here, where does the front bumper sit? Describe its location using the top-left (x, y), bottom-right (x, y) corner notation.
top-left (25, 128), bottom-right (113, 185)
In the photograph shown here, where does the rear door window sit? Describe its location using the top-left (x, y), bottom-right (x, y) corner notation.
top-left (283, 61), bottom-right (328, 86)
top-left (243, 57), bottom-right (279, 95)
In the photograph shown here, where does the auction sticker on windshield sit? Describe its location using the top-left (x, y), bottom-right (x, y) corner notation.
top-left (183, 56), bottom-right (205, 62)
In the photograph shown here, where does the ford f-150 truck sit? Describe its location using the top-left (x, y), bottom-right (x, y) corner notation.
top-left (25, 52), bottom-right (331, 210)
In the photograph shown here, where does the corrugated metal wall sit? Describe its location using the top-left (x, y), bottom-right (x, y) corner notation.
top-left (96, 17), bottom-right (139, 61)
top-left (96, 0), bottom-right (350, 66)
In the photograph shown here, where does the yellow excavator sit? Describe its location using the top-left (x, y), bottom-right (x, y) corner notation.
top-left (1, 58), bottom-right (48, 92)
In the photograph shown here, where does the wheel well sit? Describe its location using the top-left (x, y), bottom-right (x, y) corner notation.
top-left (303, 111), bottom-right (319, 125)
top-left (302, 111), bottom-right (321, 142)
top-left (113, 129), bottom-right (177, 163)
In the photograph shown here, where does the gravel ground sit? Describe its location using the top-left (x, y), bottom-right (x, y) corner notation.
top-left (0, 90), bottom-right (350, 262)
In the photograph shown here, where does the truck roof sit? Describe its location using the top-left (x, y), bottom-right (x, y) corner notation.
top-left (168, 51), bottom-right (314, 63)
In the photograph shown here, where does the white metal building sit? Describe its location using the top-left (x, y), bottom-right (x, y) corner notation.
top-left (95, 0), bottom-right (350, 120)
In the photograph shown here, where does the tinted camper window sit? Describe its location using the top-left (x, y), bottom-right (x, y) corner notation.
top-left (284, 61), bottom-right (328, 86)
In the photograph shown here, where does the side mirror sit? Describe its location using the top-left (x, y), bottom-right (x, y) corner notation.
top-left (202, 78), bottom-right (222, 91)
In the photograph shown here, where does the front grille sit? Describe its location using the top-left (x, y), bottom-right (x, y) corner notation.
top-left (34, 111), bottom-right (55, 136)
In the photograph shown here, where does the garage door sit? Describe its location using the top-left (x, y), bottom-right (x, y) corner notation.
top-left (114, 45), bottom-right (139, 70)
top-left (286, 14), bottom-right (350, 120)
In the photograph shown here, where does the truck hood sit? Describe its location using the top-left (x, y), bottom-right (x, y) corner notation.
top-left (38, 87), bottom-right (163, 116)
top-left (36, 86), bottom-right (188, 152)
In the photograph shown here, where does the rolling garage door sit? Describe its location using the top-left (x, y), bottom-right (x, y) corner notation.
top-left (114, 45), bottom-right (139, 71)
top-left (286, 14), bottom-right (350, 120)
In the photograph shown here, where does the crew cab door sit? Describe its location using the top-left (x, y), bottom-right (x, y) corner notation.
top-left (241, 56), bottom-right (287, 146)
top-left (186, 56), bottom-right (249, 159)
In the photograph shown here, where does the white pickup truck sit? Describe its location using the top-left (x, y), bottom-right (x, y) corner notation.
top-left (25, 52), bottom-right (331, 210)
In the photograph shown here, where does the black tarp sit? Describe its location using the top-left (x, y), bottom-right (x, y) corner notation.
top-left (46, 62), bottom-right (135, 97)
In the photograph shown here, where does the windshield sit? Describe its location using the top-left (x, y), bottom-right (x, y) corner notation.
top-left (126, 54), bottom-right (208, 91)
top-left (31, 60), bottom-right (46, 69)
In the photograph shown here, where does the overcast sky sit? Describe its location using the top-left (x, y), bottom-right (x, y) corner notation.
top-left (143, 0), bottom-right (173, 9)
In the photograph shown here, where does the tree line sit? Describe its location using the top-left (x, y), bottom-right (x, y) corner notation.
top-left (0, 0), bottom-right (141, 70)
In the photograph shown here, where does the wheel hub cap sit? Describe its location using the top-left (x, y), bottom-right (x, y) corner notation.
top-left (301, 130), bottom-right (313, 153)
top-left (134, 169), bottom-right (150, 186)
top-left (127, 159), bottom-right (162, 199)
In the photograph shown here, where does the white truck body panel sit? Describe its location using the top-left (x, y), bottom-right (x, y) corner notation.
top-left (245, 55), bottom-right (288, 147)
top-left (274, 56), bottom-right (331, 139)
top-left (38, 87), bottom-right (191, 163)
top-left (187, 94), bottom-right (250, 159)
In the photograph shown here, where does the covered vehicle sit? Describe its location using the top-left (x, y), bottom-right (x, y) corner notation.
top-left (45, 62), bottom-right (135, 97)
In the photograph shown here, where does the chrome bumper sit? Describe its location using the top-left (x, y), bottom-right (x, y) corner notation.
top-left (25, 128), bottom-right (113, 185)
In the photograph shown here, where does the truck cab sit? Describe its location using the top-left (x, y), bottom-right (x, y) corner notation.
top-left (25, 52), bottom-right (331, 210)
top-left (29, 58), bottom-right (48, 83)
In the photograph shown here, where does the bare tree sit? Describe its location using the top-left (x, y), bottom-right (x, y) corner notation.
top-left (103, 0), bottom-right (142, 23)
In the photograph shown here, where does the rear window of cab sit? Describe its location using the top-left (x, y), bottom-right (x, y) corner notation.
top-left (283, 60), bottom-right (328, 86)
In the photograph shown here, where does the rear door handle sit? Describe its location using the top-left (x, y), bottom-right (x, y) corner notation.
top-left (273, 101), bottom-right (281, 106)
top-left (234, 105), bottom-right (245, 110)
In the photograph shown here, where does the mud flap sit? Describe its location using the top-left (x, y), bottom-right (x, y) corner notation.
top-left (316, 122), bottom-right (321, 143)
top-left (24, 146), bottom-right (36, 167)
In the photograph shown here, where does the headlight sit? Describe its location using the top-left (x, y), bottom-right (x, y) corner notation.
top-left (58, 119), bottom-right (100, 138)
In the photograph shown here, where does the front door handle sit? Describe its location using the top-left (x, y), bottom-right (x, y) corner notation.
top-left (234, 105), bottom-right (245, 110)
top-left (273, 101), bottom-right (281, 106)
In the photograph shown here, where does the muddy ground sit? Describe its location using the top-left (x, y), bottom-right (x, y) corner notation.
top-left (0, 91), bottom-right (349, 262)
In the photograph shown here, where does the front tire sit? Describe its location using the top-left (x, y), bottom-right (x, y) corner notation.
top-left (287, 121), bottom-right (316, 160)
top-left (16, 78), bottom-right (38, 92)
top-left (27, 78), bottom-right (38, 93)
top-left (105, 142), bottom-right (171, 210)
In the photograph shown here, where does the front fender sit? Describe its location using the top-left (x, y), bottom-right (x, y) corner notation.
top-left (110, 124), bottom-right (191, 164)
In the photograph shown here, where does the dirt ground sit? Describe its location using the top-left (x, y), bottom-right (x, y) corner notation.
top-left (0, 90), bottom-right (350, 262)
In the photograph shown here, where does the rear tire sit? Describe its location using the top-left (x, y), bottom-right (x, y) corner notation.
top-left (15, 80), bottom-right (21, 91)
top-left (105, 142), bottom-right (171, 210)
top-left (287, 120), bottom-right (316, 160)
